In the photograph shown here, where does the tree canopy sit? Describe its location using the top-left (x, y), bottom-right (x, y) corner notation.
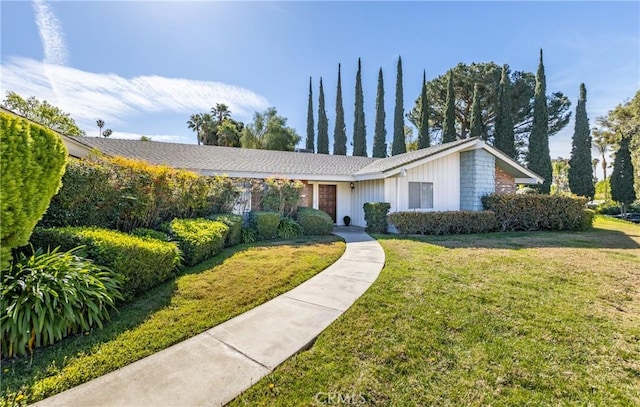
top-left (373, 68), bottom-right (387, 158)
top-left (353, 58), bottom-right (367, 156)
top-left (187, 104), bottom-right (243, 147)
top-left (240, 107), bottom-right (301, 151)
top-left (2, 91), bottom-right (85, 136)
top-left (568, 84), bottom-right (594, 199)
top-left (333, 64), bottom-right (347, 155)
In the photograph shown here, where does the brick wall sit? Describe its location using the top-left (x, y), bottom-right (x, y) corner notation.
top-left (495, 166), bottom-right (516, 194)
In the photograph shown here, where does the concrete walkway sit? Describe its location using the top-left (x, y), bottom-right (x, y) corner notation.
top-left (34, 228), bottom-right (385, 407)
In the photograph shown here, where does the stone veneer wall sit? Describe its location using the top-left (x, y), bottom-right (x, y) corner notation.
top-left (495, 166), bottom-right (516, 194)
top-left (460, 149), bottom-right (496, 210)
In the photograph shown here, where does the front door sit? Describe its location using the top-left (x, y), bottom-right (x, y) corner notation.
top-left (318, 184), bottom-right (337, 223)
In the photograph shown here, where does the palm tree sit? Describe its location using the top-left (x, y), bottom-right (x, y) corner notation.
top-left (102, 128), bottom-right (112, 138)
top-left (592, 128), bottom-right (612, 181)
top-left (96, 119), bottom-right (105, 137)
top-left (200, 113), bottom-right (216, 145)
top-left (187, 113), bottom-right (204, 145)
top-left (592, 158), bottom-right (599, 182)
top-left (211, 103), bottom-right (231, 124)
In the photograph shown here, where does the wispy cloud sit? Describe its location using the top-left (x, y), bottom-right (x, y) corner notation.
top-left (32, 0), bottom-right (67, 66)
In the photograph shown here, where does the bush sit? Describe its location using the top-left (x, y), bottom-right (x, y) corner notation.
top-left (594, 202), bottom-right (640, 215)
top-left (1, 246), bottom-right (122, 358)
top-left (296, 207), bottom-right (333, 236)
top-left (364, 202), bottom-right (391, 234)
top-left (481, 193), bottom-right (593, 231)
top-left (277, 218), bottom-right (304, 239)
top-left (30, 227), bottom-right (181, 300)
top-left (130, 228), bottom-right (169, 241)
top-left (389, 211), bottom-right (498, 235)
top-left (249, 212), bottom-right (280, 240)
top-left (209, 214), bottom-right (243, 247)
top-left (1, 112), bottom-right (67, 268)
top-left (241, 227), bottom-right (257, 244)
top-left (167, 218), bottom-right (229, 266)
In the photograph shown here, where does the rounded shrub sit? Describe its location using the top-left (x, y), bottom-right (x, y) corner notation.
top-left (296, 207), bottom-right (333, 236)
top-left (167, 218), bottom-right (229, 266)
top-left (249, 211), bottom-right (280, 240)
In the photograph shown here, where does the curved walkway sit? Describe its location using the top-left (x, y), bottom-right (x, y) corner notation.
top-left (35, 227), bottom-right (385, 407)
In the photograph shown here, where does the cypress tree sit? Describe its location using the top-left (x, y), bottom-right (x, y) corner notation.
top-left (528, 49), bottom-right (552, 193)
top-left (317, 78), bottom-right (329, 154)
top-left (392, 56), bottom-right (406, 155)
top-left (469, 83), bottom-right (483, 140)
top-left (568, 83), bottom-right (595, 198)
top-left (418, 70), bottom-right (430, 149)
top-left (373, 68), bottom-right (387, 158)
top-left (306, 77), bottom-right (314, 152)
top-left (610, 135), bottom-right (636, 217)
top-left (442, 72), bottom-right (456, 143)
top-left (353, 58), bottom-right (367, 156)
top-left (494, 65), bottom-right (516, 158)
top-left (333, 64), bottom-right (347, 155)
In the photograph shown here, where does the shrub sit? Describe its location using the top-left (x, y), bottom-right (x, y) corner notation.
top-left (258, 178), bottom-right (304, 217)
top-left (364, 202), bottom-right (391, 233)
top-left (389, 211), bottom-right (498, 235)
top-left (296, 207), bottom-right (333, 236)
top-left (1, 112), bottom-right (67, 268)
top-left (1, 246), bottom-right (122, 358)
top-left (241, 227), bottom-right (257, 244)
top-left (249, 211), bottom-right (280, 240)
top-left (209, 214), bottom-right (243, 247)
top-left (130, 228), bottom-right (169, 241)
top-left (167, 218), bottom-right (229, 266)
top-left (277, 218), bottom-right (304, 239)
top-left (30, 227), bottom-right (181, 300)
top-left (594, 202), bottom-right (640, 215)
top-left (481, 193), bottom-right (593, 231)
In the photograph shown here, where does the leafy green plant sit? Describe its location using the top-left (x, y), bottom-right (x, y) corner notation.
top-left (257, 178), bottom-right (304, 217)
top-left (167, 218), bottom-right (229, 266)
top-left (130, 228), bottom-right (169, 241)
top-left (249, 212), bottom-right (280, 240)
top-left (296, 207), bottom-right (333, 235)
top-left (389, 211), bottom-right (498, 235)
top-left (209, 214), bottom-right (244, 247)
top-left (241, 227), bottom-right (257, 244)
top-left (277, 218), bottom-right (304, 239)
top-left (363, 202), bottom-right (391, 233)
top-left (1, 246), bottom-right (122, 358)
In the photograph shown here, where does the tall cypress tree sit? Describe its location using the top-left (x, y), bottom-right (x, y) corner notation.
top-left (442, 72), bottom-right (456, 143)
top-left (317, 78), bottom-right (329, 154)
top-left (333, 64), bottom-right (347, 155)
top-left (494, 65), bottom-right (516, 158)
top-left (353, 58), bottom-right (367, 156)
top-left (418, 70), bottom-right (430, 149)
top-left (469, 83), bottom-right (483, 140)
top-left (568, 83), bottom-right (595, 198)
top-left (373, 68), bottom-right (387, 158)
top-left (306, 77), bottom-right (314, 152)
top-left (392, 56), bottom-right (406, 155)
top-left (528, 49), bottom-right (552, 193)
top-left (610, 135), bottom-right (637, 217)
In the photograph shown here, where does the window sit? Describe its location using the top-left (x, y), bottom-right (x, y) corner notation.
top-left (408, 182), bottom-right (433, 209)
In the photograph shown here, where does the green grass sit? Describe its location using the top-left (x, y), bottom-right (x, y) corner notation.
top-left (232, 217), bottom-right (640, 406)
top-left (0, 236), bottom-right (345, 406)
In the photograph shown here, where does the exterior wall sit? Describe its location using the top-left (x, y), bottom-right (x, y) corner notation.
top-left (350, 179), bottom-right (385, 227)
top-left (306, 181), bottom-right (353, 226)
top-left (459, 149), bottom-right (495, 210)
top-left (495, 166), bottom-right (516, 194)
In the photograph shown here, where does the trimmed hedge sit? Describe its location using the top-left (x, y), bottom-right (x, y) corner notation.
top-left (30, 227), bottom-right (181, 300)
top-left (131, 228), bottom-right (169, 241)
top-left (364, 202), bottom-right (391, 233)
top-left (482, 193), bottom-right (593, 231)
top-left (389, 211), bottom-right (499, 235)
top-left (209, 214), bottom-right (243, 247)
top-left (167, 218), bottom-right (229, 266)
top-left (1, 112), bottom-right (67, 268)
top-left (296, 207), bottom-right (333, 236)
top-left (249, 211), bottom-right (280, 240)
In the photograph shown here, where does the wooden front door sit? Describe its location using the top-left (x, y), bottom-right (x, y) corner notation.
top-left (318, 184), bottom-right (337, 223)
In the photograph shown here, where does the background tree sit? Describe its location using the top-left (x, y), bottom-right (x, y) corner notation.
top-left (102, 128), bottom-right (113, 138)
top-left (217, 120), bottom-right (241, 147)
top-left (187, 113), bottom-right (205, 145)
top-left (333, 64), bottom-right (347, 155)
top-left (2, 91), bottom-right (85, 136)
top-left (373, 68), bottom-right (387, 158)
top-left (469, 83), bottom-right (483, 140)
top-left (392, 56), bottom-right (406, 155)
top-left (551, 157), bottom-right (570, 195)
top-left (306, 77), bottom-right (315, 152)
top-left (140, 135), bottom-right (152, 141)
top-left (610, 135), bottom-right (636, 217)
top-left (442, 72), bottom-right (456, 143)
top-left (592, 158), bottom-right (599, 182)
top-left (353, 58), bottom-right (367, 156)
top-left (240, 107), bottom-right (301, 151)
top-left (317, 78), bottom-right (329, 154)
top-left (96, 119), bottom-right (105, 137)
top-left (404, 125), bottom-right (418, 152)
top-left (528, 49), bottom-right (552, 193)
top-left (418, 71), bottom-right (430, 148)
top-left (187, 105), bottom-right (243, 147)
top-left (592, 126), bottom-right (613, 182)
top-left (494, 65), bottom-right (516, 158)
top-left (568, 83), bottom-right (595, 199)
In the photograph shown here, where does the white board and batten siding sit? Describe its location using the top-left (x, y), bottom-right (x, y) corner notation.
top-left (350, 179), bottom-right (384, 227)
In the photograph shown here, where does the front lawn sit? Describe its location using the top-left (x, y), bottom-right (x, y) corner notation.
top-left (232, 217), bottom-right (640, 406)
top-left (1, 236), bottom-right (345, 406)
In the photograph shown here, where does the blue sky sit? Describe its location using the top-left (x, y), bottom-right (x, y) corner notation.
top-left (1, 1), bottom-right (638, 174)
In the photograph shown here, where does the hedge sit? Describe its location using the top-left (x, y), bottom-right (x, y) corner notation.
top-left (481, 193), bottom-right (593, 231)
top-left (389, 211), bottom-right (499, 235)
top-left (1, 112), bottom-right (67, 268)
top-left (167, 218), bottom-right (229, 266)
top-left (209, 214), bottom-right (244, 247)
top-left (364, 202), bottom-right (391, 233)
top-left (30, 227), bottom-right (181, 300)
top-left (296, 207), bottom-right (333, 236)
top-left (249, 211), bottom-right (280, 240)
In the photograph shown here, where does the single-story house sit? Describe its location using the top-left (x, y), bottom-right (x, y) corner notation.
top-left (65, 136), bottom-right (543, 228)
